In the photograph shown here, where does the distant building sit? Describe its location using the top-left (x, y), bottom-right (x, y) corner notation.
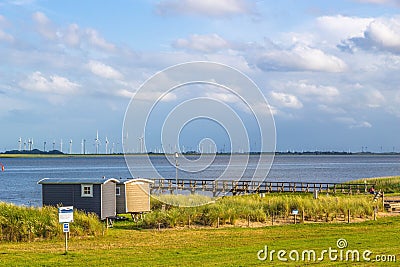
top-left (38, 178), bottom-right (118, 220)
top-left (116, 178), bottom-right (153, 214)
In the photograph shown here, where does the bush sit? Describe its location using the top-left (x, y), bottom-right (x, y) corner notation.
top-left (0, 203), bottom-right (103, 242)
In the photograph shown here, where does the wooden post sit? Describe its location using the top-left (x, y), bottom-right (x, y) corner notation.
top-left (294, 214), bottom-right (297, 224)
top-left (158, 223), bottom-right (161, 231)
top-left (247, 215), bottom-right (250, 227)
top-left (217, 217), bottom-right (220, 228)
top-left (271, 213), bottom-right (274, 226)
top-left (188, 215), bottom-right (191, 228)
top-left (373, 208), bottom-right (377, 221)
top-left (347, 209), bottom-right (351, 223)
top-left (65, 232), bottom-right (68, 254)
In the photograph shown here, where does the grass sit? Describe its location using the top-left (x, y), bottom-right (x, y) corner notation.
top-left (0, 215), bottom-right (399, 266)
top-left (143, 193), bottom-right (379, 229)
top-left (0, 203), bottom-right (103, 241)
top-left (1, 175), bottom-right (398, 265)
top-left (349, 176), bottom-right (400, 194)
top-left (153, 193), bottom-right (216, 207)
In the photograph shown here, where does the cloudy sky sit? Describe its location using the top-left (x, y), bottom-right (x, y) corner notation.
top-left (1, 0), bottom-right (400, 153)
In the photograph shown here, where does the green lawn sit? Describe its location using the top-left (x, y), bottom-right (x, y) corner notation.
top-left (0, 215), bottom-right (399, 266)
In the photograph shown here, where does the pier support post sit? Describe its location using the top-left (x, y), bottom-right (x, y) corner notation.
top-left (347, 209), bottom-right (351, 223)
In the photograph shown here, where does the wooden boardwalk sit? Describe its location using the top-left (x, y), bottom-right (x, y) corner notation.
top-left (149, 178), bottom-right (373, 196)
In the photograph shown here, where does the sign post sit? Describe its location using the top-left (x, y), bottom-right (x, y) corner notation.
top-left (58, 206), bottom-right (73, 254)
top-left (63, 223), bottom-right (69, 253)
top-left (292, 209), bottom-right (299, 224)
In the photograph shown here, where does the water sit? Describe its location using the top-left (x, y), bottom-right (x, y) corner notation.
top-left (0, 154), bottom-right (399, 206)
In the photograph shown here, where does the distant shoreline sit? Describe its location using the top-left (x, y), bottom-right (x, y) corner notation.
top-left (0, 151), bottom-right (399, 158)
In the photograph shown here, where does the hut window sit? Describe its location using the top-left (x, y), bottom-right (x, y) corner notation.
top-left (81, 184), bottom-right (93, 197)
top-left (116, 186), bottom-right (121, 196)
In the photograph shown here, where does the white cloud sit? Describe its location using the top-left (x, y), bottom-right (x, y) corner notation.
top-left (335, 117), bottom-right (372, 128)
top-left (31, 12), bottom-right (116, 51)
top-left (7, 0), bottom-right (35, 5)
top-left (116, 89), bottom-right (134, 98)
top-left (63, 23), bottom-right (80, 47)
top-left (86, 60), bottom-right (123, 80)
top-left (318, 104), bottom-right (346, 114)
top-left (32, 12), bottom-right (57, 40)
top-left (257, 44), bottom-right (347, 72)
top-left (85, 28), bottom-right (115, 51)
top-left (342, 18), bottom-right (400, 53)
top-left (173, 34), bottom-right (229, 52)
top-left (354, 0), bottom-right (400, 6)
top-left (156, 0), bottom-right (255, 17)
top-left (0, 15), bottom-right (8, 26)
top-left (316, 15), bottom-right (373, 44)
top-left (19, 71), bottom-right (80, 95)
top-left (286, 81), bottom-right (339, 97)
top-left (366, 19), bottom-right (400, 50)
top-left (0, 29), bottom-right (14, 42)
top-left (365, 89), bottom-right (385, 108)
top-left (270, 91), bottom-right (303, 109)
top-left (205, 92), bottom-right (238, 103)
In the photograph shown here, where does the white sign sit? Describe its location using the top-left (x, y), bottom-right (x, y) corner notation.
top-left (63, 223), bottom-right (70, 233)
top-left (59, 206), bottom-right (74, 223)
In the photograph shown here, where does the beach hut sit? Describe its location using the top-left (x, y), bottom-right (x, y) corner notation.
top-left (38, 177), bottom-right (118, 220)
top-left (116, 178), bottom-right (153, 215)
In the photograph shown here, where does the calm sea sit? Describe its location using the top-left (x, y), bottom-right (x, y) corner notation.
top-left (0, 154), bottom-right (399, 206)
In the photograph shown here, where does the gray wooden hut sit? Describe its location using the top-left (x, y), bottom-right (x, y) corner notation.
top-left (38, 178), bottom-right (118, 220)
top-left (116, 178), bottom-right (153, 215)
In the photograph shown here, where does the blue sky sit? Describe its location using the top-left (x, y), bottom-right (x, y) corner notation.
top-left (1, 0), bottom-right (400, 153)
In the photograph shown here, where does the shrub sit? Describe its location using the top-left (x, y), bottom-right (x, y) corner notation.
top-left (0, 203), bottom-right (103, 242)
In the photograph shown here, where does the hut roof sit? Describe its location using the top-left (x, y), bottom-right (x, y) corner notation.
top-left (37, 177), bottom-right (119, 185)
top-left (116, 178), bottom-right (154, 184)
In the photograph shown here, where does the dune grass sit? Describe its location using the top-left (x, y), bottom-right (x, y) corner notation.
top-left (139, 193), bottom-right (379, 229)
top-left (348, 176), bottom-right (400, 194)
top-left (0, 203), bottom-right (103, 242)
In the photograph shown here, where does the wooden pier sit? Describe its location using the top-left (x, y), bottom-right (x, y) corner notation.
top-left (149, 178), bottom-right (373, 196)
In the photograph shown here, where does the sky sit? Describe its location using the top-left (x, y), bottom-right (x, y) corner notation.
top-left (1, 0), bottom-right (400, 153)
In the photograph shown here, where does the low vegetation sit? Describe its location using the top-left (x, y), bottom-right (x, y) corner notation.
top-left (0, 203), bottom-right (103, 242)
top-left (130, 192), bottom-right (379, 229)
top-left (348, 176), bottom-right (400, 193)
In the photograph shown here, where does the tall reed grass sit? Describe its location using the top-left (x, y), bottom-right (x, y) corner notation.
top-left (139, 193), bottom-right (379, 229)
top-left (349, 176), bottom-right (400, 193)
top-left (0, 203), bottom-right (103, 242)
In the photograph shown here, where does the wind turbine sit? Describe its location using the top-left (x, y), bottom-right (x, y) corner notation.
top-left (52, 140), bottom-right (55, 151)
top-left (95, 130), bottom-right (100, 154)
top-left (83, 139), bottom-right (86, 154)
top-left (105, 137), bottom-right (109, 154)
top-left (69, 139), bottom-right (73, 154)
top-left (18, 137), bottom-right (22, 151)
top-left (138, 136), bottom-right (144, 154)
top-left (28, 138), bottom-right (32, 151)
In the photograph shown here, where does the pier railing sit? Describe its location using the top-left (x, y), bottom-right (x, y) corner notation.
top-left (149, 178), bottom-right (374, 196)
